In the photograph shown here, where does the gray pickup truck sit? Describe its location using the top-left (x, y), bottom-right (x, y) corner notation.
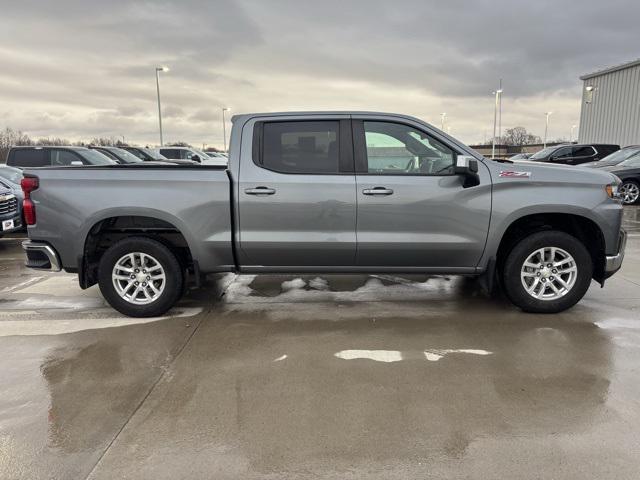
top-left (20, 112), bottom-right (626, 317)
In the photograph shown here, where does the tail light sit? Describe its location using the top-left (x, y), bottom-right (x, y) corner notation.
top-left (20, 176), bottom-right (39, 225)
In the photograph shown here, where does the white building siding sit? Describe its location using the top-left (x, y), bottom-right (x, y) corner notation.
top-left (579, 60), bottom-right (640, 146)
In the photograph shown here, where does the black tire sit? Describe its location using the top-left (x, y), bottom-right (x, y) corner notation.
top-left (502, 231), bottom-right (592, 313)
top-left (619, 179), bottom-right (640, 205)
top-left (98, 236), bottom-right (183, 317)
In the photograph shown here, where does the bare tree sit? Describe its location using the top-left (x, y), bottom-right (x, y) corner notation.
top-left (500, 127), bottom-right (542, 146)
top-left (0, 127), bottom-right (33, 162)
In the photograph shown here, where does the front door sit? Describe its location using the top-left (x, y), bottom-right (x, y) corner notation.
top-left (238, 116), bottom-right (357, 267)
top-left (353, 118), bottom-right (491, 270)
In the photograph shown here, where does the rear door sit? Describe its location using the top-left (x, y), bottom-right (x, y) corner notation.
top-left (353, 117), bottom-right (491, 270)
top-left (237, 115), bottom-right (357, 267)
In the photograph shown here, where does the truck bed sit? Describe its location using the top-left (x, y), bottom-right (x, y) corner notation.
top-left (25, 165), bottom-right (234, 273)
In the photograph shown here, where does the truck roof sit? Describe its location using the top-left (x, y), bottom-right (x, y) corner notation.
top-left (231, 111), bottom-right (425, 124)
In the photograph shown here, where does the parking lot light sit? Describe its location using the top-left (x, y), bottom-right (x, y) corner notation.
top-left (155, 66), bottom-right (169, 146)
top-left (491, 87), bottom-right (503, 158)
top-left (222, 107), bottom-right (231, 152)
top-left (543, 111), bottom-right (553, 148)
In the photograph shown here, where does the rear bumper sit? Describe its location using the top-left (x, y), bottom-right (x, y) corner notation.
top-left (604, 229), bottom-right (627, 277)
top-left (22, 240), bottom-right (62, 271)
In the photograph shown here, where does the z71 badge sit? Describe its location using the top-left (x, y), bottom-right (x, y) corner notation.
top-left (499, 171), bottom-right (531, 178)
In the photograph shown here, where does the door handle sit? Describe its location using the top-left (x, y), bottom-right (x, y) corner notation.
top-left (362, 187), bottom-right (394, 196)
top-left (245, 186), bottom-right (276, 195)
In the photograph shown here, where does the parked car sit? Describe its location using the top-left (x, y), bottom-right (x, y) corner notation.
top-left (0, 165), bottom-right (25, 228)
top-left (0, 183), bottom-right (22, 237)
top-left (6, 146), bottom-right (116, 168)
top-left (601, 155), bottom-right (640, 204)
top-left (581, 145), bottom-right (640, 168)
top-left (528, 144), bottom-right (620, 166)
top-left (156, 146), bottom-right (220, 164)
top-left (121, 146), bottom-right (197, 165)
top-left (88, 146), bottom-right (170, 165)
top-left (20, 111), bottom-right (626, 317)
top-left (508, 153), bottom-right (532, 160)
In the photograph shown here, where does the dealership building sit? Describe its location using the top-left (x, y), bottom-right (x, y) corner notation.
top-left (578, 59), bottom-right (640, 146)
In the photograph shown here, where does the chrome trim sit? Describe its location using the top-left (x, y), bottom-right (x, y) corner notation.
top-left (605, 230), bottom-right (627, 273)
top-left (22, 240), bottom-right (62, 271)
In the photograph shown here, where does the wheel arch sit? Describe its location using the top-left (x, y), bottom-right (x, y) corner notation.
top-left (80, 210), bottom-right (196, 289)
top-left (494, 212), bottom-right (607, 284)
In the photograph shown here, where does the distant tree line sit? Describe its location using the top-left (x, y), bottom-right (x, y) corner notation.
top-left (479, 126), bottom-right (561, 146)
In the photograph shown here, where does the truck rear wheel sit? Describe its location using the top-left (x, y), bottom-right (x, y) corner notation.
top-left (98, 236), bottom-right (183, 317)
top-left (502, 231), bottom-right (592, 313)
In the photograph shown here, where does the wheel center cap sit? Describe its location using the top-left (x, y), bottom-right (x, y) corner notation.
top-left (137, 272), bottom-right (147, 283)
top-left (541, 267), bottom-right (552, 278)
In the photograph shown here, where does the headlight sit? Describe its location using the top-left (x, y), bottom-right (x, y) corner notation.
top-left (605, 183), bottom-right (620, 199)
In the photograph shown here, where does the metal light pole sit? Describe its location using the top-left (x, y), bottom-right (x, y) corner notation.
top-left (155, 66), bottom-right (169, 146)
top-left (222, 107), bottom-right (230, 152)
top-left (543, 112), bottom-right (553, 148)
top-left (498, 78), bottom-right (503, 144)
top-left (491, 87), bottom-right (503, 158)
top-left (570, 124), bottom-right (577, 143)
top-left (440, 112), bottom-right (446, 130)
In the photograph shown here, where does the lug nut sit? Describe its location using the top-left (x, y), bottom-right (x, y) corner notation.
top-left (135, 269), bottom-right (139, 273)
top-left (536, 272), bottom-right (541, 276)
top-left (547, 263), bottom-right (552, 268)
top-left (130, 274), bottom-right (135, 279)
top-left (146, 276), bottom-right (150, 280)
top-left (135, 281), bottom-right (139, 286)
top-left (552, 269), bottom-right (557, 274)
top-left (142, 282), bottom-right (147, 286)
top-left (541, 278), bottom-right (546, 283)
top-left (550, 276), bottom-right (554, 281)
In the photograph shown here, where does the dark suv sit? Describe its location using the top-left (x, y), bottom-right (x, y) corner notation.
top-left (6, 146), bottom-right (116, 168)
top-left (528, 144), bottom-right (620, 166)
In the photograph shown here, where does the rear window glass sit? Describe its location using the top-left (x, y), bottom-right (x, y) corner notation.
top-left (261, 121), bottom-right (339, 174)
top-left (9, 149), bottom-right (47, 167)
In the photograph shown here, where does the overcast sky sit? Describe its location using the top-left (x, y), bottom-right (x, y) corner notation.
top-left (1, 0), bottom-right (638, 147)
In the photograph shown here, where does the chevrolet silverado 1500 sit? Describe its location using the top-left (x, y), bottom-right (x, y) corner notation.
top-left (20, 112), bottom-right (626, 317)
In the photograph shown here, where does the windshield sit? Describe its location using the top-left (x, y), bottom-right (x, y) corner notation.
top-left (110, 148), bottom-right (143, 163)
top-left (80, 149), bottom-right (117, 165)
top-left (529, 146), bottom-right (558, 160)
top-left (0, 166), bottom-right (23, 184)
top-left (600, 147), bottom-right (640, 166)
top-left (141, 148), bottom-right (168, 160)
top-left (618, 152), bottom-right (640, 168)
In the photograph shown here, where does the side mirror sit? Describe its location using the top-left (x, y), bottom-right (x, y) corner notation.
top-left (454, 155), bottom-right (480, 188)
top-left (191, 154), bottom-right (201, 162)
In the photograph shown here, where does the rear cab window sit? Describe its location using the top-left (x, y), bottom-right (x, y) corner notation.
top-left (258, 121), bottom-right (340, 174)
top-left (8, 148), bottom-right (48, 167)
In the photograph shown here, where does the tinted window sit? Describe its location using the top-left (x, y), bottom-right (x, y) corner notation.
top-left (8, 149), bottom-right (47, 167)
top-left (552, 147), bottom-right (573, 159)
top-left (572, 146), bottom-right (595, 157)
top-left (363, 121), bottom-right (455, 175)
top-left (51, 149), bottom-right (82, 166)
top-left (262, 121), bottom-right (339, 174)
top-left (160, 149), bottom-right (180, 159)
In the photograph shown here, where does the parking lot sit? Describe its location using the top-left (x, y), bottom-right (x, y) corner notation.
top-left (0, 207), bottom-right (637, 479)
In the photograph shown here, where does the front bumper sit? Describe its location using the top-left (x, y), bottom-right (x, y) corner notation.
top-left (22, 240), bottom-right (62, 271)
top-left (605, 229), bottom-right (627, 276)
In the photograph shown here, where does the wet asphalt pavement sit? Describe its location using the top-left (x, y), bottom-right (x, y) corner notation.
top-left (1, 208), bottom-right (639, 479)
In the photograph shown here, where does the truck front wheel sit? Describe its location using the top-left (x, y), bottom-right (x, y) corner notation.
top-left (502, 231), bottom-right (592, 313)
top-left (98, 236), bottom-right (184, 317)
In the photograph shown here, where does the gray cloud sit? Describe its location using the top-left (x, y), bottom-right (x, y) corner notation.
top-left (0, 0), bottom-right (638, 146)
